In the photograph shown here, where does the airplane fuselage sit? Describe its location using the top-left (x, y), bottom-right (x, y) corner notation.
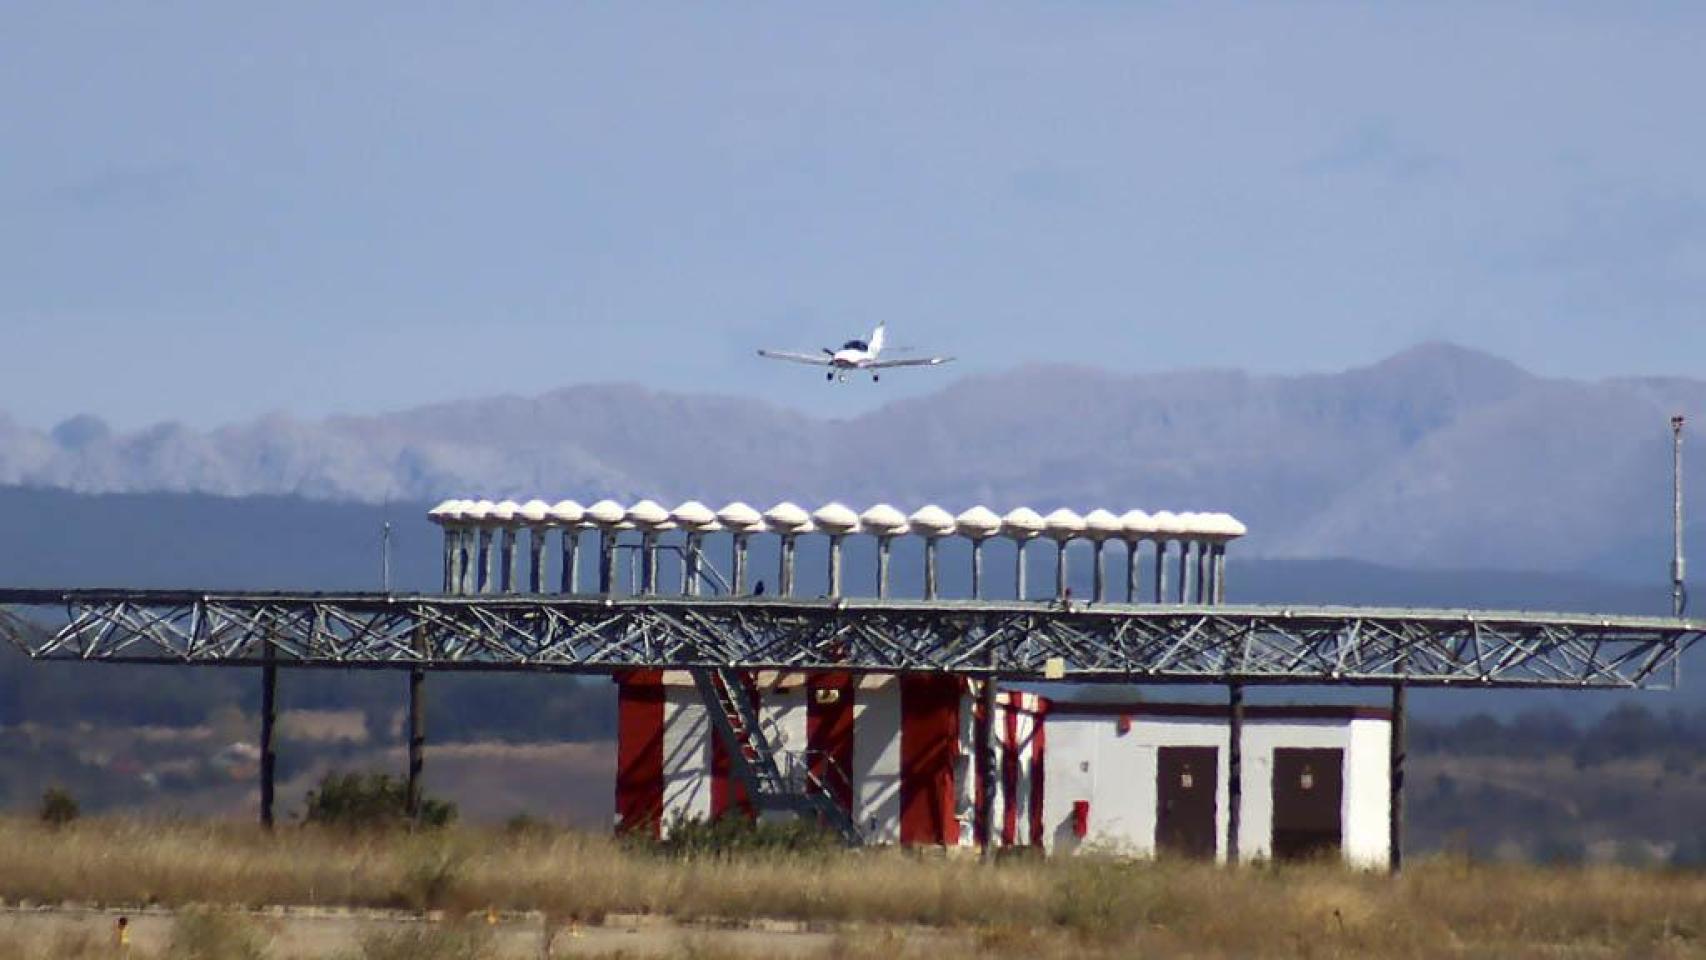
top-left (830, 348), bottom-right (873, 368)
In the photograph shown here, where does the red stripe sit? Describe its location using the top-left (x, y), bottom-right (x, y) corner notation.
top-left (1029, 698), bottom-right (1047, 848)
top-left (614, 670), bottom-right (665, 837)
top-left (899, 675), bottom-right (961, 847)
top-left (806, 672), bottom-right (855, 816)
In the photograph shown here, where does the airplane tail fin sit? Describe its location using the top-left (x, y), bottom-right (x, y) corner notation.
top-left (869, 323), bottom-right (886, 357)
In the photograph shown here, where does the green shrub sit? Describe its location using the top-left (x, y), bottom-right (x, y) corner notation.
top-left (39, 786), bottom-right (79, 828)
top-left (302, 771), bottom-right (456, 830)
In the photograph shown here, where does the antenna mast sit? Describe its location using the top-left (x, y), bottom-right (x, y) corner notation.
top-left (1673, 414), bottom-right (1687, 618)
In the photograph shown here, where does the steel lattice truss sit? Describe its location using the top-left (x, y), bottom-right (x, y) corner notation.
top-left (0, 589), bottom-right (1699, 689)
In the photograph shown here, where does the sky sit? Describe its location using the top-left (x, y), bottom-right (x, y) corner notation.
top-left (2, 2), bottom-right (1704, 430)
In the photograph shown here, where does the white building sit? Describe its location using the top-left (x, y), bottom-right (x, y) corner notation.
top-left (615, 671), bottom-right (1393, 866)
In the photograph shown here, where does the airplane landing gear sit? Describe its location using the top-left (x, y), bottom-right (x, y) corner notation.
top-left (837, 372), bottom-right (848, 383)
top-left (826, 371), bottom-right (834, 382)
top-left (872, 373), bottom-right (880, 382)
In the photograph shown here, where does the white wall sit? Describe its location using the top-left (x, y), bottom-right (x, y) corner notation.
top-left (852, 676), bottom-right (902, 843)
top-left (1041, 711), bottom-right (1392, 867)
top-left (659, 678), bottom-right (710, 831)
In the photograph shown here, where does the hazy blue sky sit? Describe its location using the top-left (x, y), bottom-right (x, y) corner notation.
top-left (3, 3), bottom-right (1703, 429)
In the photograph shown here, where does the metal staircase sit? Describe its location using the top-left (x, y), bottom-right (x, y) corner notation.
top-left (690, 667), bottom-right (862, 845)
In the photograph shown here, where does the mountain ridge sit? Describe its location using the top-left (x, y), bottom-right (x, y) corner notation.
top-left (3, 343), bottom-right (1700, 572)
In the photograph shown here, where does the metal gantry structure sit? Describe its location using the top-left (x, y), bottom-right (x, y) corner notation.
top-left (2, 494), bottom-right (1702, 870)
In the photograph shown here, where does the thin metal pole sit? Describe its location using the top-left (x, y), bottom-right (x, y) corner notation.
top-left (259, 648), bottom-right (277, 830)
top-left (1227, 682), bottom-right (1243, 864)
top-left (441, 528), bottom-right (456, 594)
top-left (684, 533), bottom-right (702, 596)
top-left (1175, 542), bottom-right (1190, 604)
top-left (1092, 541), bottom-right (1106, 603)
top-left (1674, 414), bottom-right (1687, 618)
top-left (924, 538), bottom-right (940, 600)
top-left (828, 535), bottom-right (844, 598)
top-left (528, 528), bottom-right (546, 593)
top-left (1054, 540), bottom-right (1069, 601)
top-left (877, 537), bottom-right (892, 599)
top-left (407, 667), bottom-right (425, 823)
top-left (560, 528), bottom-right (579, 594)
top-left (779, 535), bottom-right (796, 596)
top-left (640, 532), bottom-right (658, 594)
top-left (1390, 682), bottom-right (1406, 874)
top-left (732, 533), bottom-right (749, 596)
top-left (1014, 540), bottom-right (1028, 600)
top-left (1212, 544), bottom-right (1227, 604)
top-left (500, 528), bottom-right (518, 593)
top-left (1153, 541), bottom-right (1167, 603)
top-left (1194, 542), bottom-right (1207, 604)
top-left (381, 520), bottom-right (392, 593)
top-left (971, 540), bottom-right (985, 600)
top-left (1126, 540), bottom-right (1140, 603)
top-left (599, 530), bottom-right (616, 594)
top-left (477, 529), bottom-right (494, 594)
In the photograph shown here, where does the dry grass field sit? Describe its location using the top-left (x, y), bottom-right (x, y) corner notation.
top-left (1, 817), bottom-right (1705, 958)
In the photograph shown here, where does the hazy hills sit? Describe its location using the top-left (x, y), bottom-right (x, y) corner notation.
top-left (3, 343), bottom-right (1702, 573)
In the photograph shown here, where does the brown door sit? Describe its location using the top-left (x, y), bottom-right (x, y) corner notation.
top-left (1156, 746), bottom-right (1217, 859)
top-left (1271, 747), bottom-right (1343, 861)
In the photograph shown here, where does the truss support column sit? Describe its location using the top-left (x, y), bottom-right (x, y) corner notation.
top-left (1153, 541), bottom-right (1168, 603)
top-left (971, 540), bottom-right (985, 600)
top-left (1126, 540), bottom-right (1141, 603)
top-left (1194, 542), bottom-right (1208, 604)
top-left (640, 532), bottom-right (658, 594)
top-left (501, 528), bottom-right (519, 593)
top-left (407, 666), bottom-right (426, 823)
top-left (1390, 681), bottom-right (1406, 874)
top-left (1015, 540), bottom-right (1030, 600)
top-left (1212, 544), bottom-right (1227, 604)
top-left (528, 528), bottom-right (546, 593)
top-left (732, 533), bottom-right (749, 596)
top-left (977, 676), bottom-right (998, 858)
top-left (684, 533), bottom-right (702, 596)
top-left (1175, 541), bottom-right (1190, 604)
top-left (1227, 682), bottom-right (1243, 865)
top-left (560, 528), bottom-right (579, 594)
top-left (1091, 541), bottom-right (1106, 603)
top-left (440, 528), bottom-right (457, 595)
top-left (598, 530), bottom-right (616, 594)
top-left (827, 535), bottom-right (844, 598)
top-left (259, 648), bottom-right (277, 830)
top-left (779, 535), bottom-right (797, 596)
top-left (1054, 540), bottom-right (1069, 601)
top-left (876, 536), bottom-right (893, 599)
top-left (476, 529), bottom-right (494, 594)
top-left (460, 528), bottom-right (478, 594)
top-left (924, 538), bottom-right (940, 601)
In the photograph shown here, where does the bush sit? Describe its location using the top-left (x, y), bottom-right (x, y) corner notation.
top-left (302, 771), bottom-right (456, 830)
top-left (356, 923), bottom-right (493, 960)
top-left (39, 786), bottom-right (79, 828)
top-left (645, 813), bottom-right (841, 859)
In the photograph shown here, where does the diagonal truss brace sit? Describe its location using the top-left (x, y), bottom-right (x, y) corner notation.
top-left (0, 590), bottom-right (1700, 690)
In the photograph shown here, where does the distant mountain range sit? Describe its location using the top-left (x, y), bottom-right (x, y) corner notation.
top-left (3, 343), bottom-right (1702, 573)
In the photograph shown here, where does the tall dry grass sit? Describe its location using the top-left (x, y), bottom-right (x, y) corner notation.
top-left (0, 817), bottom-right (1704, 957)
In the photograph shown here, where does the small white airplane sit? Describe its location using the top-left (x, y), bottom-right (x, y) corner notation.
top-left (757, 323), bottom-right (954, 382)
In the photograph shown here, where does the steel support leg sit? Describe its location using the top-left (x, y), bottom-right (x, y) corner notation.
top-left (560, 528), bottom-right (579, 594)
top-left (1213, 544), bottom-right (1227, 604)
top-left (599, 531), bottom-right (616, 595)
top-left (1092, 541), bottom-right (1106, 603)
top-left (1126, 540), bottom-right (1140, 603)
top-left (1176, 542), bottom-right (1190, 604)
top-left (779, 535), bottom-right (796, 597)
top-left (1228, 682), bottom-right (1243, 864)
top-left (1054, 541), bottom-right (1068, 601)
top-left (1390, 682), bottom-right (1406, 873)
top-left (640, 532), bottom-right (658, 594)
top-left (828, 536), bottom-right (844, 598)
top-left (259, 652), bottom-right (277, 830)
top-left (1194, 542), bottom-right (1207, 604)
top-left (1014, 540), bottom-right (1028, 600)
top-left (924, 538), bottom-right (939, 601)
top-left (877, 537), bottom-right (892, 599)
top-left (732, 534), bottom-right (749, 596)
top-left (971, 540), bottom-right (985, 600)
top-left (685, 534), bottom-right (702, 596)
top-left (407, 667), bottom-right (426, 823)
top-left (528, 529), bottom-right (546, 593)
top-left (500, 529), bottom-right (518, 593)
top-left (1153, 541), bottom-right (1167, 603)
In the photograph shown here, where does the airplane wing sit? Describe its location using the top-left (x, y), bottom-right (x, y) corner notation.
top-left (865, 355), bottom-right (954, 369)
top-left (757, 349), bottom-right (833, 367)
